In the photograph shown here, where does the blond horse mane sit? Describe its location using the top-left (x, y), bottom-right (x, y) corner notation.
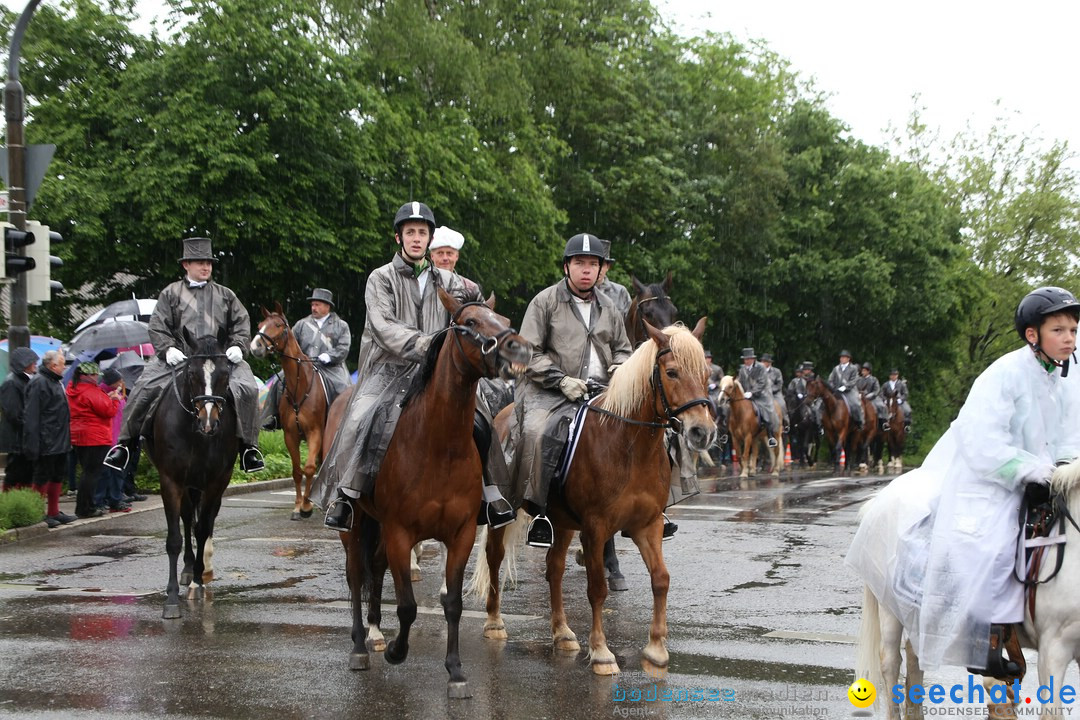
top-left (598, 323), bottom-right (707, 419)
top-left (1051, 458), bottom-right (1080, 498)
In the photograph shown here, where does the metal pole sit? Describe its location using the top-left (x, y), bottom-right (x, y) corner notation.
top-left (4, 0), bottom-right (43, 350)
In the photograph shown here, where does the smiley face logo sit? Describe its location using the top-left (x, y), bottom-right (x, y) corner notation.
top-left (848, 678), bottom-right (876, 708)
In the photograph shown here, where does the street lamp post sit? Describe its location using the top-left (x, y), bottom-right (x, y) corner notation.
top-left (4, 0), bottom-right (43, 350)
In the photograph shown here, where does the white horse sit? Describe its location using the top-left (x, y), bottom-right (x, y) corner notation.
top-left (854, 458), bottom-right (1080, 719)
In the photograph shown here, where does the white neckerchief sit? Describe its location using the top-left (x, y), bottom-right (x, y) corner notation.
top-left (312, 314), bottom-right (329, 329)
top-left (186, 276), bottom-right (207, 288)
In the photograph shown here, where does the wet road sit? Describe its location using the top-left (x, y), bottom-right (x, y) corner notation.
top-left (3, 466), bottom-right (1057, 719)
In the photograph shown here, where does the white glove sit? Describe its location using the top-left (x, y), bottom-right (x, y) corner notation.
top-left (165, 347), bottom-right (187, 366)
top-left (559, 376), bottom-right (588, 402)
top-left (225, 346), bottom-right (243, 364)
top-left (838, 386), bottom-right (847, 393)
top-left (1023, 464), bottom-right (1056, 486)
top-left (744, 391), bottom-right (753, 399)
top-left (797, 393), bottom-right (804, 399)
top-left (318, 353), bottom-right (331, 364)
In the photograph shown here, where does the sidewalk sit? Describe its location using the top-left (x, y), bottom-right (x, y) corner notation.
top-left (1, 477), bottom-right (295, 545)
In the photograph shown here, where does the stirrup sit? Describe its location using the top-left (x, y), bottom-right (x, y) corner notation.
top-left (323, 494), bottom-right (353, 531)
top-left (967, 624), bottom-right (1023, 678)
top-left (526, 515), bottom-right (553, 548)
top-left (881, 422), bottom-right (890, 431)
top-left (103, 444), bottom-right (130, 472)
top-left (662, 513), bottom-right (677, 540)
top-left (482, 499), bottom-right (515, 529)
top-left (766, 437), bottom-right (778, 448)
top-left (240, 446), bottom-right (265, 473)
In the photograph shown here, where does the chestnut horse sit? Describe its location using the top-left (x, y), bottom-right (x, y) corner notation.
top-left (851, 393), bottom-right (880, 474)
top-left (806, 376), bottom-right (855, 473)
top-left (330, 289), bottom-right (529, 698)
top-left (147, 329), bottom-right (239, 619)
top-left (884, 395), bottom-right (907, 470)
top-left (626, 273), bottom-right (678, 347)
top-left (475, 319), bottom-right (715, 676)
top-left (718, 376), bottom-right (783, 478)
top-left (249, 304), bottom-right (328, 520)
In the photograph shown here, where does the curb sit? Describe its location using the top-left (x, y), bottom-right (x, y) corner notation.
top-left (0, 477), bottom-right (296, 546)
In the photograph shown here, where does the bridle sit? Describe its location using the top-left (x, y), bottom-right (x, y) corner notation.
top-left (445, 301), bottom-right (519, 378)
top-left (255, 315), bottom-right (321, 422)
top-left (586, 347), bottom-right (715, 433)
top-left (170, 353), bottom-right (233, 421)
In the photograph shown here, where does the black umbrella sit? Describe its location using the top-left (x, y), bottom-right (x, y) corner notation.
top-left (101, 350), bottom-right (147, 387)
top-left (69, 320), bottom-right (151, 354)
top-left (75, 298), bottom-right (157, 334)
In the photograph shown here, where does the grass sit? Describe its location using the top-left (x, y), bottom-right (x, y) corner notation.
top-left (0, 488), bottom-right (46, 530)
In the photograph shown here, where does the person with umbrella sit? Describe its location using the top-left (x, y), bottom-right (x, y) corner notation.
top-left (103, 237), bottom-right (265, 473)
top-left (67, 362), bottom-right (122, 518)
top-left (1, 347), bottom-right (39, 491)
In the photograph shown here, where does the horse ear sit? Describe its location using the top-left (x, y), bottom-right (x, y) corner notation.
top-left (642, 318), bottom-right (669, 348)
top-left (217, 325), bottom-right (229, 350)
top-left (690, 316), bottom-right (707, 340)
top-left (275, 301), bottom-right (284, 315)
top-left (485, 292), bottom-right (496, 310)
top-left (182, 326), bottom-right (195, 352)
top-left (438, 287), bottom-right (462, 316)
top-left (631, 276), bottom-right (646, 295)
top-left (261, 306), bottom-right (270, 319)
top-left (662, 271), bottom-right (673, 293)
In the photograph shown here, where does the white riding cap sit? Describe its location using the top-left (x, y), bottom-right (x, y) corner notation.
top-left (430, 226), bottom-right (465, 251)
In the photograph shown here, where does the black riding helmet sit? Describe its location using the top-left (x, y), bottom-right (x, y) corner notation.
top-left (393, 201), bottom-right (436, 235)
top-left (861, 362), bottom-right (873, 371)
top-left (562, 233), bottom-right (607, 267)
top-left (1015, 286), bottom-right (1080, 376)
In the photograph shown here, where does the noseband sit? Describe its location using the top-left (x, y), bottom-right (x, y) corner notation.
top-left (170, 354), bottom-right (233, 420)
top-left (447, 301), bottom-right (519, 376)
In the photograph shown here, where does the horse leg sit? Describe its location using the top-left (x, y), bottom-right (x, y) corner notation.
top-left (630, 517), bottom-right (669, 675)
top-left (383, 526), bottom-right (417, 665)
top-left (286, 426), bottom-right (304, 521)
top-left (300, 431), bottom-right (319, 518)
top-left (410, 542), bottom-right (423, 582)
top-left (1036, 640), bottom-right (1071, 716)
top-left (581, 528), bottom-right (619, 675)
top-left (162, 483), bottom-right (184, 620)
top-left (904, 639), bottom-right (925, 720)
top-left (179, 494), bottom-right (196, 588)
top-left (483, 525), bottom-right (508, 639)
top-left (548, 526), bottom-right (580, 652)
top-left (366, 523), bottom-right (388, 653)
top-left (342, 525), bottom-right (370, 670)
top-left (192, 497), bottom-right (222, 587)
top-left (442, 525), bottom-right (477, 699)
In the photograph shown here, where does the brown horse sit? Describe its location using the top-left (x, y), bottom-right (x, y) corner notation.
top-left (718, 376), bottom-right (784, 478)
top-left (626, 273), bottom-right (678, 347)
top-left (805, 376), bottom-right (855, 473)
top-left (476, 319), bottom-right (715, 676)
top-left (851, 393), bottom-right (880, 474)
top-left (884, 395), bottom-right (906, 470)
top-left (330, 289), bottom-right (529, 698)
top-left (249, 303), bottom-right (328, 520)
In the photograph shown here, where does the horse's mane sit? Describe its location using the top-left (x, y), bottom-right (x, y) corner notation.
top-left (1051, 458), bottom-right (1080, 498)
top-left (401, 328), bottom-right (450, 409)
top-left (719, 375), bottom-right (744, 397)
top-left (599, 324), bottom-right (706, 418)
top-left (190, 334), bottom-right (224, 357)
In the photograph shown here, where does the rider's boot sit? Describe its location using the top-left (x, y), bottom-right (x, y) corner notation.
top-left (765, 425), bottom-right (778, 449)
top-left (479, 484), bottom-right (515, 529)
top-left (323, 489), bottom-right (354, 531)
top-left (103, 441), bottom-right (134, 472)
top-left (239, 444), bottom-right (265, 473)
top-left (967, 623), bottom-right (1025, 679)
top-left (604, 537), bottom-right (627, 591)
top-left (526, 514), bottom-right (554, 548)
top-left (662, 512), bottom-right (678, 540)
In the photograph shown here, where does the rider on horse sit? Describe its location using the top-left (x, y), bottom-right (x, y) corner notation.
top-left (512, 233), bottom-right (633, 548)
top-left (828, 350), bottom-right (863, 429)
top-left (594, 239), bottom-right (632, 317)
top-left (760, 353), bottom-right (789, 434)
top-left (104, 237), bottom-right (265, 474)
top-left (856, 362), bottom-right (889, 432)
top-left (882, 368), bottom-right (912, 432)
top-left (847, 286), bottom-right (1080, 677)
top-left (735, 348), bottom-right (779, 448)
top-left (314, 201), bottom-right (515, 531)
top-left (263, 288), bottom-right (353, 430)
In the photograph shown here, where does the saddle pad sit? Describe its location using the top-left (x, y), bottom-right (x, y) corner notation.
top-left (554, 398), bottom-right (596, 489)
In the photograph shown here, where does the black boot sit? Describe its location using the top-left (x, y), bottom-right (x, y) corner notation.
top-left (103, 443), bottom-right (133, 472)
top-left (323, 489), bottom-right (353, 531)
top-left (662, 513), bottom-right (678, 540)
top-left (527, 515), bottom-right (553, 548)
top-left (239, 444), bottom-right (265, 473)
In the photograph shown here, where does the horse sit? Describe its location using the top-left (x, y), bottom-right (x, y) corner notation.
top-left (145, 328), bottom-right (239, 620)
top-left (626, 273), bottom-right (678, 347)
top-left (331, 289), bottom-right (529, 698)
top-left (854, 459), bottom-right (1080, 720)
top-left (851, 393), bottom-right (880, 474)
top-left (884, 395), bottom-right (907, 470)
top-left (249, 303), bottom-right (328, 520)
top-left (475, 319), bottom-right (715, 676)
top-left (786, 392), bottom-right (820, 468)
top-left (805, 376), bottom-right (854, 473)
top-left (719, 376), bottom-right (783, 478)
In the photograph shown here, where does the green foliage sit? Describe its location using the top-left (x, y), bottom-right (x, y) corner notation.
top-left (0, 488), bottom-right (47, 531)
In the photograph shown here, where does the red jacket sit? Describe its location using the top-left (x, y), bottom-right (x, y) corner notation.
top-left (66, 378), bottom-right (121, 447)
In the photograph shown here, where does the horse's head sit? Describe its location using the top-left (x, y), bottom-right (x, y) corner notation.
top-left (439, 288), bottom-right (531, 381)
top-left (629, 273), bottom-right (678, 345)
top-left (250, 302), bottom-right (290, 359)
top-left (806, 375), bottom-right (830, 400)
top-left (180, 327), bottom-right (233, 435)
top-left (718, 374), bottom-right (741, 401)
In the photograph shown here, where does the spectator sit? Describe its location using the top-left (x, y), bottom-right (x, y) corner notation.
top-left (68, 362), bottom-right (123, 518)
top-left (24, 350), bottom-right (74, 528)
top-left (0, 347), bottom-right (39, 491)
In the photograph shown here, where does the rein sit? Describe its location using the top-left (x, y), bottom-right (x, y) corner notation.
top-left (1017, 491), bottom-right (1080, 622)
top-left (256, 319), bottom-right (323, 431)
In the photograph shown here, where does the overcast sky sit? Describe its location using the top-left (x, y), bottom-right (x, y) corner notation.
top-left (658, 0), bottom-right (1080, 156)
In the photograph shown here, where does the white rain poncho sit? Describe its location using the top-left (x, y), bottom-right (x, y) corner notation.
top-left (846, 346), bottom-right (1080, 670)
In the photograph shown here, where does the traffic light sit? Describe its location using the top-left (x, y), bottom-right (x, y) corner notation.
top-left (24, 221), bottom-right (62, 304)
top-left (3, 222), bottom-right (36, 279)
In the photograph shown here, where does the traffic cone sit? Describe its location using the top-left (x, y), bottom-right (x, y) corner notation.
top-left (731, 448), bottom-right (738, 464)
top-left (784, 445), bottom-right (792, 465)
top-left (840, 448), bottom-right (846, 465)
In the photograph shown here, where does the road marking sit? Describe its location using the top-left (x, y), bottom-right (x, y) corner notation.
top-left (91, 535), bottom-right (155, 540)
top-left (225, 498), bottom-right (292, 505)
top-left (319, 600), bottom-right (541, 622)
top-left (763, 629), bottom-right (854, 644)
top-left (235, 537), bottom-right (342, 543)
top-left (0, 583), bottom-right (158, 597)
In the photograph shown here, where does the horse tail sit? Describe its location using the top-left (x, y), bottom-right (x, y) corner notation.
top-left (854, 584), bottom-right (886, 705)
top-left (466, 509), bottom-right (527, 600)
top-left (466, 526), bottom-right (490, 600)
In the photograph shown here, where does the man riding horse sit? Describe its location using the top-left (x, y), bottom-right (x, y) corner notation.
top-left (828, 349), bottom-right (863, 430)
top-left (856, 362), bottom-right (889, 432)
top-left (735, 347), bottom-right (779, 449)
top-left (314, 201), bottom-right (515, 531)
top-left (512, 232), bottom-right (633, 548)
top-left (104, 237), bottom-right (264, 474)
top-left (882, 368), bottom-right (912, 432)
top-left (760, 352), bottom-right (788, 434)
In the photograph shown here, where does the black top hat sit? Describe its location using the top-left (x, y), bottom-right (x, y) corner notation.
top-left (179, 237), bottom-right (217, 262)
top-left (838, 349), bottom-right (852, 358)
top-left (760, 352), bottom-right (773, 362)
top-left (889, 368), bottom-right (899, 375)
top-left (307, 288), bottom-right (335, 307)
top-left (740, 347), bottom-right (756, 359)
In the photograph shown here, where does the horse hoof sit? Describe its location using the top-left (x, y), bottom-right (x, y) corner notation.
top-left (180, 571), bottom-right (193, 587)
top-left (641, 654), bottom-right (669, 677)
top-left (410, 568), bottom-right (421, 583)
top-left (349, 652), bottom-right (370, 671)
top-left (591, 660), bottom-right (620, 676)
top-left (290, 511), bottom-right (301, 521)
top-left (299, 508), bottom-right (313, 519)
top-left (367, 637), bottom-right (387, 653)
top-left (554, 637), bottom-right (580, 652)
top-left (608, 574), bottom-right (628, 592)
top-left (162, 604), bottom-right (181, 620)
top-left (483, 623), bottom-right (507, 640)
top-left (574, 547), bottom-right (585, 567)
top-left (202, 571), bottom-right (214, 584)
top-left (447, 681), bottom-right (471, 699)
top-left (385, 641), bottom-right (407, 665)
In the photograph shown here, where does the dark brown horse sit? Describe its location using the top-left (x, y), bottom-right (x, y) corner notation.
top-left (476, 319), bottom-right (715, 676)
top-left (806, 376), bottom-right (854, 473)
top-left (719, 375), bottom-right (783, 478)
top-left (249, 304), bottom-right (328, 520)
top-left (851, 393), bottom-right (881, 474)
top-left (330, 289), bottom-right (529, 698)
top-left (626, 273), bottom-right (678, 347)
top-left (884, 394), bottom-right (907, 471)
top-left (146, 328), bottom-right (239, 619)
